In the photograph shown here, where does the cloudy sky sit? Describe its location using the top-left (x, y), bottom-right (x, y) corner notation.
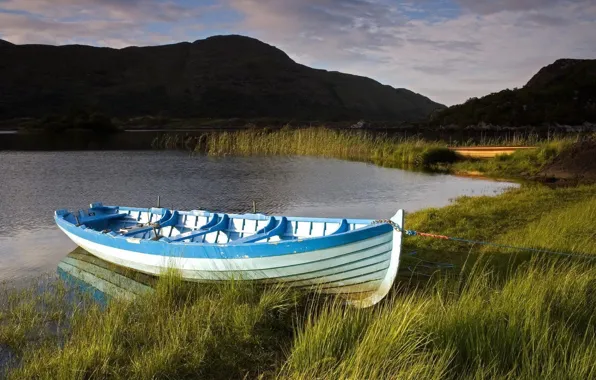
top-left (1, 0), bottom-right (595, 105)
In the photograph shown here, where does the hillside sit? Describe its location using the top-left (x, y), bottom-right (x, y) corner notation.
top-left (0, 35), bottom-right (444, 126)
top-left (432, 59), bottom-right (596, 127)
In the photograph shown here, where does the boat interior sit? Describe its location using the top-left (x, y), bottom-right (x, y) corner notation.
top-left (60, 203), bottom-right (373, 244)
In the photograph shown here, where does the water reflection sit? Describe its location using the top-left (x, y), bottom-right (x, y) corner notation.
top-left (0, 151), bottom-right (517, 281)
top-left (57, 248), bottom-right (155, 303)
top-left (56, 247), bottom-right (437, 302)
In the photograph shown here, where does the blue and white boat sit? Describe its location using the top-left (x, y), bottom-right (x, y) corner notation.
top-left (54, 203), bottom-right (404, 307)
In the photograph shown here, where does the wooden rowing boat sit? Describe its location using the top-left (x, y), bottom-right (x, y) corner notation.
top-left (54, 202), bottom-right (404, 307)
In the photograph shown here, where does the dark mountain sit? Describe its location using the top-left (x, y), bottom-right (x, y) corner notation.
top-left (0, 35), bottom-right (444, 124)
top-left (432, 59), bottom-right (596, 127)
top-left (0, 39), bottom-right (14, 47)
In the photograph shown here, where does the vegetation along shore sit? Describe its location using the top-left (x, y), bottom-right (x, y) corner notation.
top-left (1, 183), bottom-right (595, 379)
top-left (152, 127), bottom-right (596, 184)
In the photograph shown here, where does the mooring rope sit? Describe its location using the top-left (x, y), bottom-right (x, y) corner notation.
top-left (373, 219), bottom-right (595, 261)
top-left (404, 251), bottom-right (456, 277)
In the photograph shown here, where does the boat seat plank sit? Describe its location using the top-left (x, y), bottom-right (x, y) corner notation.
top-left (95, 213), bottom-right (128, 222)
top-left (122, 224), bottom-right (157, 237)
top-left (121, 210), bottom-right (174, 237)
top-left (80, 212), bottom-right (128, 225)
top-left (166, 214), bottom-right (220, 241)
top-left (165, 215), bottom-right (229, 243)
top-left (228, 217), bottom-right (276, 244)
top-left (230, 217), bottom-right (288, 244)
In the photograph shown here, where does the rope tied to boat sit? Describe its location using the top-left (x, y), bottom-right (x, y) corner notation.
top-left (372, 219), bottom-right (596, 260)
top-left (371, 219), bottom-right (416, 236)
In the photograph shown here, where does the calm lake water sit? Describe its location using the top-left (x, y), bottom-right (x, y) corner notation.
top-left (0, 151), bottom-right (517, 282)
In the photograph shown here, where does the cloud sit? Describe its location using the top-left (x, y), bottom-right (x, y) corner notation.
top-left (0, 0), bottom-right (208, 46)
top-left (455, 0), bottom-right (587, 14)
top-left (0, 12), bottom-right (168, 47)
top-left (1, 0), bottom-right (595, 105)
top-left (225, 0), bottom-right (596, 105)
top-left (0, 0), bottom-right (190, 22)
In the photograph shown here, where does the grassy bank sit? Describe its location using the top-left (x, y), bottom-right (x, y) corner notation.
top-left (404, 184), bottom-right (596, 266)
top-left (2, 184), bottom-right (595, 379)
top-left (157, 127), bottom-right (585, 179)
top-left (451, 138), bottom-right (576, 178)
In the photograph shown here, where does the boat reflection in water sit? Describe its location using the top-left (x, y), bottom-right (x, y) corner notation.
top-left (57, 247), bottom-right (155, 303)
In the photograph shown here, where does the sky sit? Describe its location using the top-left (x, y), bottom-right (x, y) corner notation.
top-left (1, 0), bottom-right (595, 106)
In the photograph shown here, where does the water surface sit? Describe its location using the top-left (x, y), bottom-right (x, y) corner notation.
top-left (0, 151), bottom-right (517, 282)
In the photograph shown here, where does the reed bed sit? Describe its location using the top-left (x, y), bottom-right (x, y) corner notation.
top-left (199, 128), bottom-right (459, 169)
top-left (192, 128), bottom-right (584, 177)
top-left (453, 130), bottom-right (573, 147)
top-left (151, 127), bottom-right (589, 178)
top-left (151, 133), bottom-right (200, 150)
top-left (2, 185), bottom-right (595, 379)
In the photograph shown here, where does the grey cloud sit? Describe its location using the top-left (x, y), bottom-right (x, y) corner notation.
top-left (456, 0), bottom-right (575, 14)
top-left (523, 13), bottom-right (571, 26)
top-left (412, 64), bottom-right (458, 75)
top-left (0, 0), bottom-right (209, 47)
top-left (228, 0), bottom-right (596, 105)
top-left (228, 0), bottom-right (405, 47)
top-left (0, 0), bottom-right (192, 22)
top-left (0, 11), bottom-right (175, 46)
top-left (407, 38), bottom-right (481, 52)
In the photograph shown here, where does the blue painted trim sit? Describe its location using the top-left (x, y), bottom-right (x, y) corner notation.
top-left (109, 205), bottom-right (374, 225)
top-left (199, 213), bottom-right (220, 229)
top-left (163, 214), bottom-right (229, 243)
top-left (82, 213), bottom-right (127, 224)
top-left (55, 213), bottom-right (391, 259)
top-left (160, 210), bottom-right (179, 227)
top-left (331, 219), bottom-right (350, 235)
top-left (122, 209), bottom-right (172, 237)
top-left (230, 217), bottom-right (288, 244)
top-left (55, 203), bottom-right (393, 259)
top-left (257, 217), bottom-right (277, 234)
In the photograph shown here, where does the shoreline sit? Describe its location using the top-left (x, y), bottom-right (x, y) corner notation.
top-left (2, 126), bottom-right (592, 183)
top-left (175, 128), bottom-right (592, 185)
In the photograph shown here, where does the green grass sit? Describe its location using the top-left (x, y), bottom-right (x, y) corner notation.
top-left (283, 259), bottom-right (596, 380)
top-left (2, 185), bottom-right (595, 379)
top-left (4, 277), bottom-right (304, 379)
top-left (404, 184), bottom-right (596, 268)
top-left (449, 131), bottom-right (566, 147)
top-left (452, 138), bottom-right (578, 178)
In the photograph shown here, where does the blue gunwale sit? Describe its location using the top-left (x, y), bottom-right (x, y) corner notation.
top-left (54, 204), bottom-right (393, 260)
top-left (58, 205), bottom-right (376, 225)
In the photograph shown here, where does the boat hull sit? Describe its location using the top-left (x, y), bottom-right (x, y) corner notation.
top-left (56, 209), bottom-right (403, 307)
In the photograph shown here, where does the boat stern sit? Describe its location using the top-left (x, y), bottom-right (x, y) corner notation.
top-left (347, 209), bottom-right (404, 308)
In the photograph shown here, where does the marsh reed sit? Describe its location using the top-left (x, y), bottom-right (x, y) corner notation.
top-left (198, 128), bottom-right (459, 169)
